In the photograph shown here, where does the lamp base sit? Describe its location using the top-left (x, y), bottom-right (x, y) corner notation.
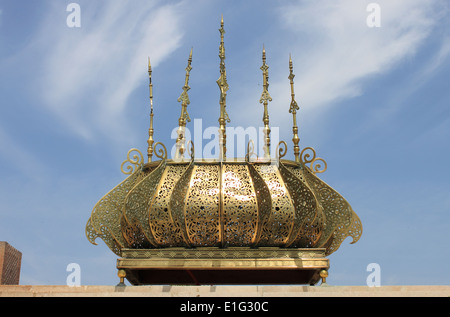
top-left (116, 247), bottom-right (330, 286)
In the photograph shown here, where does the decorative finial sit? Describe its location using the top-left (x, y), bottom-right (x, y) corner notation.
top-left (147, 57), bottom-right (155, 162)
top-left (288, 54), bottom-right (300, 162)
top-left (217, 15), bottom-right (230, 161)
top-left (259, 45), bottom-right (272, 159)
top-left (175, 48), bottom-right (193, 160)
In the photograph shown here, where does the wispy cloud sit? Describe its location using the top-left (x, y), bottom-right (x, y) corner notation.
top-left (216, 0), bottom-right (447, 152)
top-left (419, 35), bottom-right (450, 78)
top-left (32, 1), bottom-right (184, 145)
top-left (268, 0), bottom-right (445, 122)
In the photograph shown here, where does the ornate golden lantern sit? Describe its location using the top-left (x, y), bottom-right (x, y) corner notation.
top-left (86, 17), bottom-right (362, 286)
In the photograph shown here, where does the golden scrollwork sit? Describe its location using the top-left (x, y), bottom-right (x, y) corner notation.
top-left (300, 146), bottom-right (327, 174)
top-left (153, 142), bottom-right (167, 160)
top-left (300, 147), bottom-right (316, 164)
top-left (187, 140), bottom-right (195, 160)
top-left (120, 148), bottom-right (144, 175)
top-left (310, 157), bottom-right (327, 174)
top-left (276, 141), bottom-right (288, 160)
top-left (245, 139), bottom-right (257, 162)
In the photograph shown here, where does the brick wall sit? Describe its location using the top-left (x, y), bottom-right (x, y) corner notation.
top-left (0, 242), bottom-right (22, 285)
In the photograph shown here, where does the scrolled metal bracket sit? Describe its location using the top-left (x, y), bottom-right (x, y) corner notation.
top-left (121, 148), bottom-right (144, 175)
top-left (276, 141), bottom-right (288, 161)
top-left (154, 142), bottom-right (168, 160)
top-left (245, 139), bottom-right (258, 162)
top-left (310, 157), bottom-right (327, 174)
top-left (187, 140), bottom-right (195, 161)
top-left (300, 146), bottom-right (327, 174)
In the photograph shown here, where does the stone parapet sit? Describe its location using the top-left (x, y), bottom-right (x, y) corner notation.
top-left (0, 285), bottom-right (448, 297)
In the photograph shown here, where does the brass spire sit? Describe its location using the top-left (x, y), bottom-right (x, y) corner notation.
top-left (175, 48), bottom-right (193, 160)
top-left (217, 15), bottom-right (230, 161)
top-left (259, 45), bottom-right (272, 159)
top-left (147, 57), bottom-right (155, 162)
top-left (288, 55), bottom-right (300, 162)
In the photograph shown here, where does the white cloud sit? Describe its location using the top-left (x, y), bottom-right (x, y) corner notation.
top-left (35, 1), bottom-right (184, 145)
top-left (270, 0), bottom-right (444, 120)
top-left (17, 0), bottom-right (447, 152)
top-left (213, 0), bottom-right (446, 151)
top-left (420, 35), bottom-right (450, 78)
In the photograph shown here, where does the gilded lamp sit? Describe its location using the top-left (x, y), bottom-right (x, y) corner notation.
top-left (85, 17), bottom-right (362, 286)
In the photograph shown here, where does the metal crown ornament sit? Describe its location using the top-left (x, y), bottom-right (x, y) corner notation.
top-left (85, 17), bottom-right (362, 286)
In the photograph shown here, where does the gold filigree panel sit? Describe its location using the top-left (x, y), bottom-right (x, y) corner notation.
top-left (253, 164), bottom-right (294, 246)
top-left (222, 163), bottom-right (258, 246)
top-left (247, 163), bottom-right (272, 246)
top-left (87, 156), bottom-right (362, 256)
top-left (86, 168), bottom-right (147, 256)
top-left (120, 247), bottom-right (327, 259)
top-left (149, 163), bottom-right (189, 246)
top-left (287, 163), bottom-right (362, 255)
top-left (169, 162), bottom-right (195, 247)
top-left (121, 161), bottom-right (167, 248)
top-left (278, 161), bottom-right (322, 248)
top-left (184, 164), bottom-right (221, 246)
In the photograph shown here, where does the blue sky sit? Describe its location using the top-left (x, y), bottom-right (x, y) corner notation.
top-left (0, 0), bottom-right (449, 286)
